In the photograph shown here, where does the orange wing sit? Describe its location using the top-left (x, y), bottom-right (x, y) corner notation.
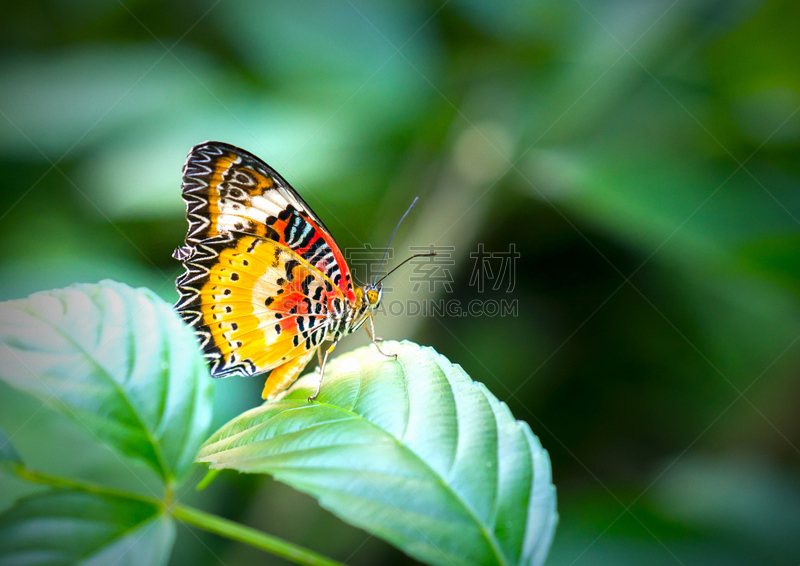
top-left (176, 234), bottom-right (339, 386)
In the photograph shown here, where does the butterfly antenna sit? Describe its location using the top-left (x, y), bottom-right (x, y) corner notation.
top-left (374, 196), bottom-right (419, 285)
top-left (377, 252), bottom-right (436, 286)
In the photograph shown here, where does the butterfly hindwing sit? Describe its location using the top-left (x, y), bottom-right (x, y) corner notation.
top-left (260, 348), bottom-right (317, 400)
top-left (175, 141), bottom-right (356, 302)
top-left (176, 234), bottom-right (335, 379)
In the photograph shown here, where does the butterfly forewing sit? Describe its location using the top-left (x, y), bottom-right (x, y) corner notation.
top-left (176, 141), bottom-right (356, 302)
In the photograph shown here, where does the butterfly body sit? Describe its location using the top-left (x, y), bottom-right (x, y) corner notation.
top-left (174, 141), bottom-right (387, 400)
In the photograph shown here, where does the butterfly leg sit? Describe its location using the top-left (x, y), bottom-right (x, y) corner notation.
top-left (309, 341), bottom-right (338, 402)
top-left (315, 346), bottom-right (324, 372)
top-left (367, 315), bottom-right (396, 359)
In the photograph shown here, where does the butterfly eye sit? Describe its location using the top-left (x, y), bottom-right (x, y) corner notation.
top-left (367, 290), bottom-right (379, 304)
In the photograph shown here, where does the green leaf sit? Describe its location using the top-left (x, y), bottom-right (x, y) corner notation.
top-left (0, 490), bottom-right (174, 566)
top-left (0, 280), bottom-right (213, 481)
top-left (198, 341), bottom-right (557, 566)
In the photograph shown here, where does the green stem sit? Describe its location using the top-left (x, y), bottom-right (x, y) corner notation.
top-left (173, 504), bottom-right (345, 566)
top-left (10, 465), bottom-right (345, 566)
top-left (11, 465), bottom-right (158, 504)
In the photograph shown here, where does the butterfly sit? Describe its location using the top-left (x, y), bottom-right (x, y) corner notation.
top-left (173, 141), bottom-right (428, 401)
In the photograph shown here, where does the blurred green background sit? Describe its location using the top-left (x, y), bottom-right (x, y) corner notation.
top-left (1, 0), bottom-right (799, 564)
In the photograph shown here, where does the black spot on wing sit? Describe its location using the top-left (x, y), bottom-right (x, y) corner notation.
top-left (284, 260), bottom-right (300, 282)
top-left (278, 205), bottom-right (295, 221)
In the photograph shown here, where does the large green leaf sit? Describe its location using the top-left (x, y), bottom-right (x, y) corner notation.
top-left (0, 281), bottom-right (212, 481)
top-left (0, 490), bottom-right (174, 566)
top-left (198, 341), bottom-right (557, 566)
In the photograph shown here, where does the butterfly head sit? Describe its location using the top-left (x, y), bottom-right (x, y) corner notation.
top-left (358, 283), bottom-right (384, 311)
